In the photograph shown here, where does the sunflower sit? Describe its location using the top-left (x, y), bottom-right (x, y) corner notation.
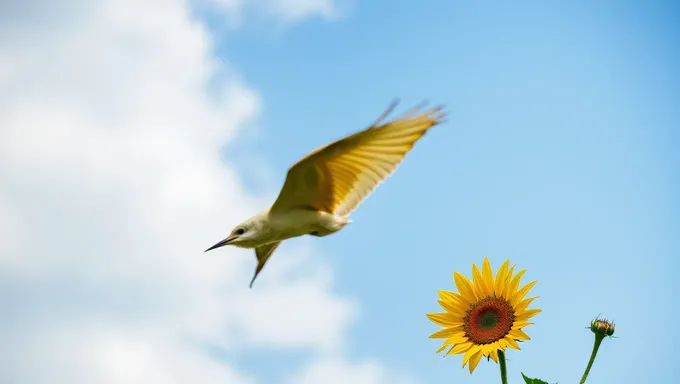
top-left (426, 257), bottom-right (541, 373)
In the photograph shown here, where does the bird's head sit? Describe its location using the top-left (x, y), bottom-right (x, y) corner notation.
top-left (205, 217), bottom-right (263, 252)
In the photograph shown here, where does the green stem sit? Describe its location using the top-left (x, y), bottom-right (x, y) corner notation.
top-left (498, 349), bottom-right (508, 384)
top-left (579, 334), bottom-right (605, 384)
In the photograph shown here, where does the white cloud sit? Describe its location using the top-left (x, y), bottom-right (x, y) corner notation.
top-left (0, 0), bottom-right (404, 383)
top-left (287, 356), bottom-right (418, 384)
top-left (3, 327), bottom-right (254, 384)
top-left (203, 0), bottom-right (346, 26)
top-left (265, 0), bottom-right (340, 23)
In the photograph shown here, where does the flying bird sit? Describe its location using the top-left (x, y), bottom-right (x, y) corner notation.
top-left (205, 100), bottom-right (447, 287)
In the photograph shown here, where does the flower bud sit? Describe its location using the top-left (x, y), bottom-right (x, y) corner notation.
top-left (590, 318), bottom-right (615, 337)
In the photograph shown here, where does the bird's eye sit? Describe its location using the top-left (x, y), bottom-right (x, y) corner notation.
top-left (234, 228), bottom-right (245, 235)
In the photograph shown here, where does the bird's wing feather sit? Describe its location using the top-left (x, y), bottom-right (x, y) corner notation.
top-left (250, 241), bottom-right (282, 288)
top-left (270, 102), bottom-right (446, 216)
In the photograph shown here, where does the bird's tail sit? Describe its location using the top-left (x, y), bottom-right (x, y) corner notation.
top-left (332, 215), bottom-right (352, 231)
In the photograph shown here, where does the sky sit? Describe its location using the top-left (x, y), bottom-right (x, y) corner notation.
top-left (0, 0), bottom-right (677, 383)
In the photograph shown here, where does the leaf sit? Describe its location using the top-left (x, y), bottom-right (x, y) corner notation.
top-left (521, 372), bottom-right (551, 384)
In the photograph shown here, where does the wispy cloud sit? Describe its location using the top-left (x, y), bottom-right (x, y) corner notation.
top-left (287, 357), bottom-right (418, 384)
top-left (264, 0), bottom-right (341, 23)
top-left (202, 0), bottom-right (348, 27)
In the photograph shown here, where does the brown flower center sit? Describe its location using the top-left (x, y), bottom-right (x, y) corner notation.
top-left (464, 296), bottom-right (515, 344)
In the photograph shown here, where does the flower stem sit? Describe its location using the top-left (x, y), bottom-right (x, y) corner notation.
top-left (498, 350), bottom-right (508, 384)
top-left (579, 334), bottom-right (605, 384)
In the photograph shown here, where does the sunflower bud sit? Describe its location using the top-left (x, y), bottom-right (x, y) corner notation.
top-left (590, 318), bottom-right (615, 337)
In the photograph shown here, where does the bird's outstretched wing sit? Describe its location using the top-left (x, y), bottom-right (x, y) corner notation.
top-left (250, 241), bottom-right (281, 288)
top-left (270, 101), bottom-right (446, 217)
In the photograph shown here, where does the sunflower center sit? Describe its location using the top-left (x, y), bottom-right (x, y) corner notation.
top-left (478, 309), bottom-right (499, 329)
top-left (464, 296), bottom-right (515, 345)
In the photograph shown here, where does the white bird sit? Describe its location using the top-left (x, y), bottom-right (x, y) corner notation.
top-left (205, 100), bottom-right (447, 287)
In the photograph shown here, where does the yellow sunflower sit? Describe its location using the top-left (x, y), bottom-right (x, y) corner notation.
top-left (426, 257), bottom-right (541, 373)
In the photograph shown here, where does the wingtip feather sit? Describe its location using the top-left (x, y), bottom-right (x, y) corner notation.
top-left (370, 99), bottom-right (400, 128)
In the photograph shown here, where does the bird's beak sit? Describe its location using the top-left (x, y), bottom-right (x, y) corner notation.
top-left (204, 235), bottom-right (238, 252)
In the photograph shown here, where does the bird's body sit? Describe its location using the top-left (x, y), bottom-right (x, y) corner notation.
top-left (228, 208), bottom-right (350, 248)
top-left (205, 100), bottom-right (446, 287)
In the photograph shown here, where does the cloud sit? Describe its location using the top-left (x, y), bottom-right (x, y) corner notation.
top-left (0, 0), bottom-right (402, 383)
top-left (287, 356), bottom-right (418, 384)
top-left (264, 0), bottom-right (340, 23)
top-left (3, 327), bottom-right (254, 384)
top-left (202, 0), bottom-right (346, 26)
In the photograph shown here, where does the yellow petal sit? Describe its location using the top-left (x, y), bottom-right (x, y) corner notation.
top-left (511, 281), bottom-right (538, 306)
top-left (481, 257), bottom-right (494, 295)
top-left (504, 335), bottom-right (521, 350)
top-left (443, 334), bottom-right (469, 347)
top-left (502, 265), bottom-right (516, 299)
top-left (436, 344), bottom-right (448, 353)
top-left (494, 260), bottom-right (510, 296)
top-left (454, 272), bottom-right (478, 302)
top-left (511, 321), bottom-right (534, 330)
top-left (437, 290), bottom-right (456, 301)
top-left (462, 345), bottom-right (482, 368)
top-left (426, 313), bottom-right (464, 327)
top-left (468, 349), bottom-right (484, 373)
top-left (480, 345), bottom-right (494, 360)
top-left (429, 325), bottom-right (464, 339)
top-left (438, 290), bottom-right (468, 307)
top-left (506, 268), bottom-right (526, 297)
top-left (513, 296), bottom-right (538, 313)
top-left (446, 342), bottom-right (473, 356)
top-left (488, 348), bottom-right (499, 363)
top-left (438, 299), bottom-right (466, 318)
top-left (510, 329), bottom-right (531, 341)
top-left (472, 263), bottom-right (488, 298)
top-left (515, 308), bottom-right (542, 321)
top-left (437, 333), bottom-right (467, 348)
top-left (497, 338), bottom-right (507, 350)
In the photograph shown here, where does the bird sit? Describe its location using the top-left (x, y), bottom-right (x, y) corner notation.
top-left (205, 100), bottom-right (447, 288)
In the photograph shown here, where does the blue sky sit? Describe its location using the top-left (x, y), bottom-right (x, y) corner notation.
top-left (1, 0), bottom-right (677, 383)
top-left (215, 1), bottom-right (678, 382)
